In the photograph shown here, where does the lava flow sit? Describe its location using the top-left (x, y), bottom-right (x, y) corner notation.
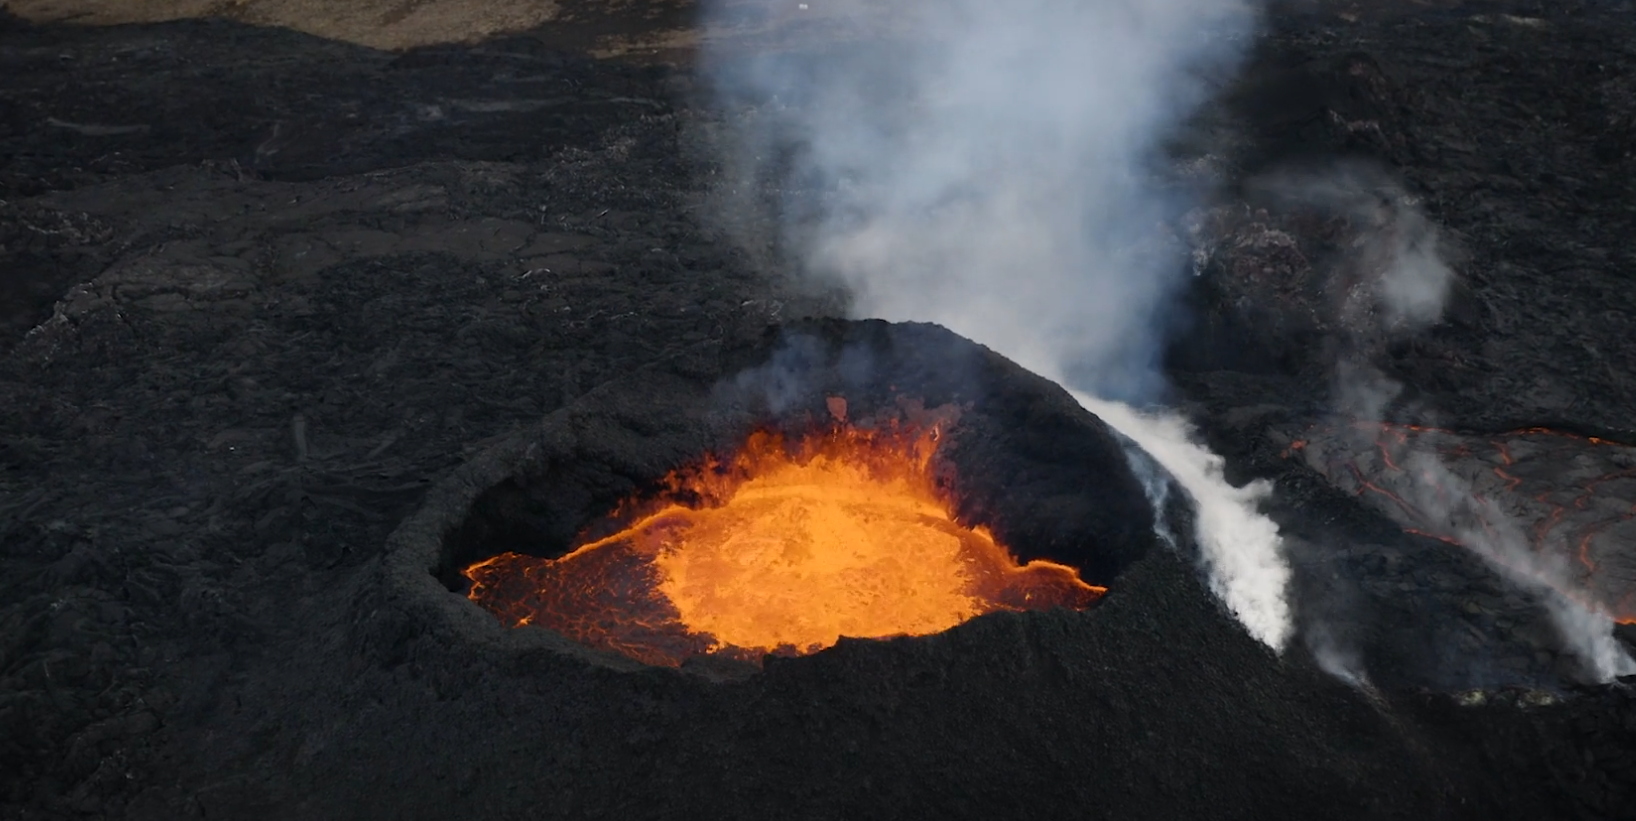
top-left (464, 413), bottom-right (1104, 667)
top-left (1291, 421), bottom-right (1636, 624)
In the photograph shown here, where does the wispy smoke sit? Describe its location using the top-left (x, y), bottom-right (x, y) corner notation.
top-left (1288, 165), bottom-right (1636, 683)
top-left (1306, 621), bottom-right (1367, 690)
top-left (701, 0), bottom-right (1290, 650)
top-left (1251, 164), bottom-right (1456, 334)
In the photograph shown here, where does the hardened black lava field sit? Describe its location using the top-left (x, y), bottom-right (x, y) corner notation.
top-left (1, 2), bottom-right (1634, 819)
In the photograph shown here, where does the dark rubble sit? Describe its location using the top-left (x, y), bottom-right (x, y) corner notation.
top-left (1, 2), bottom-right (1635, 819)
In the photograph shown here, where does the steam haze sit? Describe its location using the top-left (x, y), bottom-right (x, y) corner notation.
top-left (707, 0), bottom-right (1254, 400)
top-left (702, 0), bottom-right (1293, 649)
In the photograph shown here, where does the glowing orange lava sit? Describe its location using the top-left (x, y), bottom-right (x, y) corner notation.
top-left (464, 419), bottom-right (1104, 667)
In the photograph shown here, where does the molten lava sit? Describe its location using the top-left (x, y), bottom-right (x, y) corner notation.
top-left (464, 419), bottom-right (1105, 667)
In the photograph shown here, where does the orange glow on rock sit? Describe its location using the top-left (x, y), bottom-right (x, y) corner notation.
top-left (464, 421), bottom-right (1104, 667)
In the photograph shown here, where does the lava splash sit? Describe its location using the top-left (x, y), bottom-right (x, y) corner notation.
top-left (464, 416), bottom-right (1104, 667)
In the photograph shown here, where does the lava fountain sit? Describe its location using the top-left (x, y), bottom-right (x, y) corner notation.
top-left (464, 406), bottom-right (1104, 667)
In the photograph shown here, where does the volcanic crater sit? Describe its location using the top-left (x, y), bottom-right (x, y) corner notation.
top-left (394, 319), bottom-right (1162, 673)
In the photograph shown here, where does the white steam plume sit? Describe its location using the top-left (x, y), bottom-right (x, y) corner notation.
top-left (703, 0), bottom-right (1293, 651)
top-left (1074, 392), bottom-right (1292, 649)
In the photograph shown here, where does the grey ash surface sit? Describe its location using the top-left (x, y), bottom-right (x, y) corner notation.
top-left (1, 3), bottom-right (1635, 819)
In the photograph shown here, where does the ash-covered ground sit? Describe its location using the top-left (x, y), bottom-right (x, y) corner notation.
top-left (2, 1), bottom-right (1635, 819)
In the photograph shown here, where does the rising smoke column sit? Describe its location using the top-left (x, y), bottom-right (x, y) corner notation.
top-left (701, 0), bottom-right (1293, 650)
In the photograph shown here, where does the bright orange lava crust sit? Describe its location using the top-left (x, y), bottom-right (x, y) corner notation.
top-left (464, 421), bottom-right (1105, 667)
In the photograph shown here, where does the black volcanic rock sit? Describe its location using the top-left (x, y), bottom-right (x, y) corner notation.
top-left (2, 2), bottom-right (1635, 820)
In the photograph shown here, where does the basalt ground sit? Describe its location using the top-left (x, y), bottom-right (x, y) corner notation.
top-left (1, 2), bottom-right (1634, 819)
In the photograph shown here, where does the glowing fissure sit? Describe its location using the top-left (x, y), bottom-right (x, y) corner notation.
top-left (465, 422), bottom-right (1104, 667)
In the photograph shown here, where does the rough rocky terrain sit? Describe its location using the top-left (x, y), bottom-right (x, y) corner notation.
top-left (2, 1), bottom-right (1635, 819)
top-left (1165, 0), bottom-right (1636, 687)
top-left (6, 0), bottom-right (563, 52)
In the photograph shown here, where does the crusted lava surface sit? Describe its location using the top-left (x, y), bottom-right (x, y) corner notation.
top-left (2, 2), bottom-right (1635, 820)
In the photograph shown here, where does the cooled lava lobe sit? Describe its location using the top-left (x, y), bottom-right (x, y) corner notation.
top-left (392, 318), bottom-right (1156, 670)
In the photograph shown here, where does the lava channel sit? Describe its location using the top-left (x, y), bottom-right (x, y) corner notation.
top-left (464, 416), bottom-right (1104, 667)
